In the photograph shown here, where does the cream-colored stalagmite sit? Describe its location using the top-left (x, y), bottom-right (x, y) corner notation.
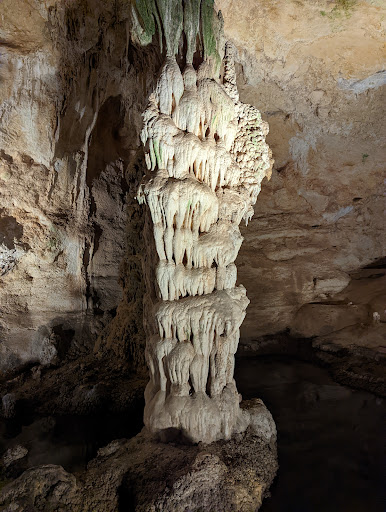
top-left (137, 17), bottom-right (272, 443)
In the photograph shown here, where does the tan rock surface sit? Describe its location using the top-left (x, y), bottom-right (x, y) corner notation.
top-left (0, 0), bottom-right (385, 371)
top-left (0, 0), bottom-right (156, 372)
top-left (217, 0), bottom-right (386, 340)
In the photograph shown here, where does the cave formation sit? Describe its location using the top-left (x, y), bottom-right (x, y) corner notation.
top-left (137, 3), bottom-right (273, 444)
top-left (0, 0), bottom-right (385, 510)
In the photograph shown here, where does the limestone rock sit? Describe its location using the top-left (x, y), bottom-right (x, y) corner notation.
top-left (290, 303), bottom-right (370, 338)
top-left (0, 465), bottom-right (78, 511)
top-left (0, 0), bottom-right (383, 379)
top-left (216, 0), bottom-right (385, 343)
top-left (0, 401), bottom-right (277, 512)
top-left (137, 4), bottom-right (272, 442)
top-left (1, 394), bottom-right (16, 419)
top-left (123, 427), bottom-right (277, 512)
top-left (0, 0), bottom-right (158, 374)
top-left (2, 446), bottom-right (28, 468)
top-left (242, 398), bottom-right (277, 445)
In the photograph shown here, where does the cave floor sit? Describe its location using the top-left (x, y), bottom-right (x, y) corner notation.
top-left (1, 356), bottom-right (384, 511)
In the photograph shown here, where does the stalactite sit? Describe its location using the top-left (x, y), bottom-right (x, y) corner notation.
top-left (135, 1), bottom-right (273, 443)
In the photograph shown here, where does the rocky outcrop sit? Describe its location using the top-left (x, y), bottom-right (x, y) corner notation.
top-left (0, 353), bottom-right (146, 420)
top-left (238, 261), bottom-right (386, 396)
top-left (0, 401), bottom-right (277, 512)
top-left (0, 0), bottom-right (158, 373)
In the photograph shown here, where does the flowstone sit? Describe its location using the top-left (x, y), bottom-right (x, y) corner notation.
top-left (136, 2), bottom-right (273, 444)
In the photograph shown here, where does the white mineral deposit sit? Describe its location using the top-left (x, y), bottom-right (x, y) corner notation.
top-left (138, 42), bottom-right (273, 443)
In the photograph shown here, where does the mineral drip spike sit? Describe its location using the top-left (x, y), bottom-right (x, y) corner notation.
top-left (137, 8), bottom-right (272, 443)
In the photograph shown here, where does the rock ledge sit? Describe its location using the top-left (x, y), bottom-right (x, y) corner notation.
top-left (0, 400), bottom-right (277, 512)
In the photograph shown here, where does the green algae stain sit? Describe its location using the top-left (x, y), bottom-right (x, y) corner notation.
top-left (201, 0), bottom-right (217, 58)
top-left (184, 0), bottom-right (201, 63)
top-left (155, 0), bottom-right (183, 56)
top-left (135, 0), bottom-right (156, 37)
top-left (132, 0), bottom-right (224, 67)
top-left (320, 0), bottom-right (358, 20)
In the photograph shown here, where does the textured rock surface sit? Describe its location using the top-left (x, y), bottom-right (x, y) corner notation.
top-left (138, 5), bottom-right (272, 441)
top-left (0, 0), bottom-right (384, 377)
top-left (0, 401), bottom-right (277, 512)
top-left (0, 2), bottom-right (382, 509)
top-left (0, 354), bottom-right (146, 420)
top-left (216, 0), bottom-right (385, 349)
top-left (0, 0), bottom-right (157, 373)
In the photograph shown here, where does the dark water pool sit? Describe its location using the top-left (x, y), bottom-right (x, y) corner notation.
top-left (235, 356), bottom-right (385, 512)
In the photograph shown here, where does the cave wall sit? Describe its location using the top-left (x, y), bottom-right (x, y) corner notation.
top-left (0, 0), bottom-right (160, 372)
top-left (217, 0), bottom-right (386, 343)
top-left (0, 0), bottom-right (385, 372)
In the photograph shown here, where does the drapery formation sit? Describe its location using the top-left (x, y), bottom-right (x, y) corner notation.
top-left (136, 1), bottom-right (272, 443)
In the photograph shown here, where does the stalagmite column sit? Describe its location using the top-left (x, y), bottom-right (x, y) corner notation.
top-left (136, 1), bottom-right (272, 444)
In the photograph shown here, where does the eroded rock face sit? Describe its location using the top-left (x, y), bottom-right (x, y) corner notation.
top-left (0, 0), bottom-right (157, 373)
top-left (0, 401), bottom-right (277, 512)
top-left (0, 0), bottom-right (384, 376)
top-left (215, 0), bottom-right (385, 345)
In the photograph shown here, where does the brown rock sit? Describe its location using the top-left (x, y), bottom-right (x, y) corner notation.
top-left (291, 303), bottom-right (370, 338)
top-left (0, 401), bottom-right (278, 512)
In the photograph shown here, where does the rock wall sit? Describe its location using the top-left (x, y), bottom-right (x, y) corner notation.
top-left (0, 0), bottom-right (160, 372)
top-left (0, 0), bottom-right (384, 373)
top-left (217, 0), bottom-right (385, 345)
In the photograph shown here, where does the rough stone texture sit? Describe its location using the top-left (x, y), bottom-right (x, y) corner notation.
top-left (0, 401), bottom-right (277, 512)
top-left (0, 0), bottom-right (156, 373)
top-left (238, 261), bottom-right (386, 396)
top-left (1, 2), bottom-right (382, 509)
top-left (2, 446), bottom-right (28, 469)
top-left (0, 0), bottom-right (384, 377)
top-left (0, 354), bottom-right (146, 420)
top-left (138, 8), bottom-right (272, 441)
top-left (0, 465), bottom-right (78, 511)
top-left (216, 0), bottom-right (385, 351)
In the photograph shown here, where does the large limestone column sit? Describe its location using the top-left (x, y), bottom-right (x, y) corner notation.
top-left (136, 1), bottom-right (272, 444)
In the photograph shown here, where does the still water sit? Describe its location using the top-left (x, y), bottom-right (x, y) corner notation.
top-left (236, 356), bottom-right (385, 512)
